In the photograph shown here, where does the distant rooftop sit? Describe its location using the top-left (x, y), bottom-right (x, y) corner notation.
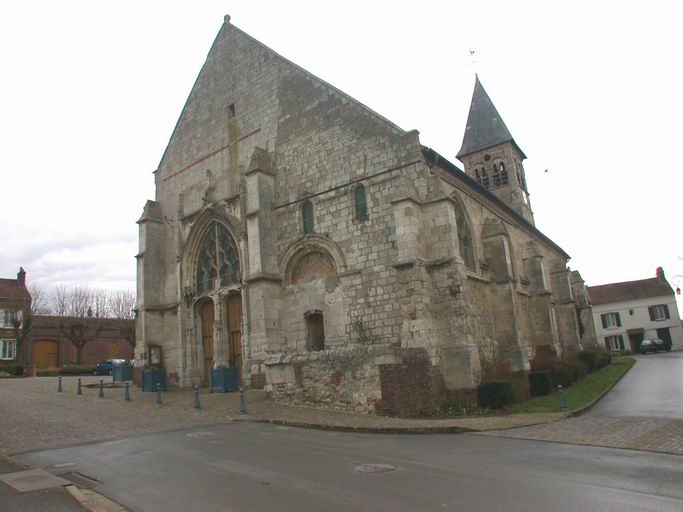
top-left (587, 277), bottom-right (673, 305)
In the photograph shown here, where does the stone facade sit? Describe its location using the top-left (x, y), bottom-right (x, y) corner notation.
top-left (135, 17), bottom-right (596, 415)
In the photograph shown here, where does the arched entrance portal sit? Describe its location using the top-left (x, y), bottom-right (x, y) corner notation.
top-left (200, 301), bottom-right (214, 386)
top-left (226, 294), bottom-right (243, 384)
top-left (32, 340), bottom-right (58, 369)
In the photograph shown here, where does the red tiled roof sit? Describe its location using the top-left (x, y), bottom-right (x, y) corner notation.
top-left (587, 277), bottom-right (673, 305)
top-left (0, 278), bottom-right (31, 301)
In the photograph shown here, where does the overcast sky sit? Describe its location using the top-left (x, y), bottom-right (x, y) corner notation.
top-left (1, 1), bottom-right (681, 309)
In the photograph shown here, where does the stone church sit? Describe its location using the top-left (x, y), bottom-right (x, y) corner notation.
top-left (135, 16), bottom-right (596, 415)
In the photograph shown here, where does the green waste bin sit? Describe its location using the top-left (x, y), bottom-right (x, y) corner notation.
top-left (142, 367), bottom-right (166, 391)
top-left (210, 367), bottom-right (238, 392)
top-left (113, 364), bottom-right (134, 382)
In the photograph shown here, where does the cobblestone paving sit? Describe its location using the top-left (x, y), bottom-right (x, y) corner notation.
top-left (481, 416), bottom-right (683, 455)
top-left (1, 376), bottom-right (564, 455)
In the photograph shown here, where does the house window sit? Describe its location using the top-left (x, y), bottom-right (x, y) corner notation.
top-left (354, 184), bottom-right (368, 220)
top-left (1, 339), bottom-right (17, 360)
top-left (648, 304), bottom-right (670, 321)
top-left (600, 312), bottom-right (621, 329)
top-left (305, 311), bottom-right (325, 351)
top-left (196, 222), bottom-right (240, 295)
top-left (605, 335), bottom-right (625, 352)
top-left (302, 200), bottom-right (314, 234)
top-left (1, 309), bottom-right (18, 328)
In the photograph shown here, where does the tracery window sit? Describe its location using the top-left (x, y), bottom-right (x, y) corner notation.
top-left (196, 222), bottom-right (240, 294)
top-left (453, 200), bottom-right (476, 271)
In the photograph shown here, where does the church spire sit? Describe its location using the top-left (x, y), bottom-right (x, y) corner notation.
top-left (457, 76), bottom-right (524, 159)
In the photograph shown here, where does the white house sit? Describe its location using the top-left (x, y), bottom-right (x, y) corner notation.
top-left (587, 268), bottom-right (683, 353)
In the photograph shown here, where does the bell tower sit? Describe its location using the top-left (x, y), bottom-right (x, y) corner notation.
top-left (457, 76), bottom-right (534, 225)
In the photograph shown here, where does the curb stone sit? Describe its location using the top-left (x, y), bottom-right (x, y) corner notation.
top-left (231, 416), bottom-right (477, 434)
top-left (66, 485), bottom-right (129, 512)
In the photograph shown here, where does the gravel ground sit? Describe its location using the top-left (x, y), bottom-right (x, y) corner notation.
top-left (1, 376), bottom-right (565, 455)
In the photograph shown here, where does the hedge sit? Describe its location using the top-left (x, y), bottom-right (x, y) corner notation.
top-left (59, 364), bottom-right (97, 375)
top-left (528, 371), bottom-right (553, 396)
top-left (478, 380), bottom-right (514, 409)
top-left (578, 351), bottom-right (598, 373)
top-left (0, 365), bottom-right (23, 376)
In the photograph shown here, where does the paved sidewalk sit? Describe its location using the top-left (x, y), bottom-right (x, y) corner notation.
top-left (480, 416), bottom-right (683, 456)
top-left (0, 452), bottom-right (85, 511)
top-left (1, 376), bottom-right (564, 455)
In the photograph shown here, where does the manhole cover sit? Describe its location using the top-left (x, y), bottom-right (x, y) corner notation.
top-left (353, 463), bottom-right (396, 473)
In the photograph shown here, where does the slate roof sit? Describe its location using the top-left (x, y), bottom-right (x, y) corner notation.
top-left (587, 277), bottom-right (673, 305)
top-left (457, 76), bottom-right (525, 159)
top-left (0, 278), bottom-right (31, 301)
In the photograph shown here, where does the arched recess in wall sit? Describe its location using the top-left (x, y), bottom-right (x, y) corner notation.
top-left (452, 195), bottom-right (476, 271)
top-left (280, 235), bottom-right (347, 287)
top-left (182, 212), bottom-right (243, 296)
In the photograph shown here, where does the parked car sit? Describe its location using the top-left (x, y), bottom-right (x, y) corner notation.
top-left (639, 339), bottom-right (671, 354)
top-left (94, 359), bottom-right (127, 376)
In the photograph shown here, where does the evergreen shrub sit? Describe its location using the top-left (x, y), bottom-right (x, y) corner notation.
top-left (478, 380), bottom-right (514, 409)
top-left (528, 371), bottom-right (553, 396)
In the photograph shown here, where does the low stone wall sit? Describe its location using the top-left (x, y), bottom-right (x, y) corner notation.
top-left (265, 345), bottom-right (452, 416)
top-left (264, 344), bottom-right (399, 414)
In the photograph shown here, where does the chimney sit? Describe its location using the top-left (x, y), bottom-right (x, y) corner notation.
top-left (17, 267), bottom-right (26, 286)
top-left (656, 266), bottom-right (666, 282)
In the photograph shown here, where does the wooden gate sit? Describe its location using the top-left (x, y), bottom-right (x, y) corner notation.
top-left (200, 301), bottom-right (214, 386)
top-left (32, 340), bottom-right (58, 369)
top-left (227, 294), bottom-right (243, 384)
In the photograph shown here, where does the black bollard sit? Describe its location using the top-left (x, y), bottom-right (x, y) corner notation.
top-left (558, 385), bottom-right (567, 411)
top-left (239, 387), bottom-right (247, 415)
top-left (98, 380), bottom-right (104, 399)
top-left (155, 382), bottom-right (162, 405)
top-left (77, 378), bottom-right (82, 395)
top-left (194, 385), bottom-right (201, 410)
top-left (58, 376), bottom-right (62, 392)
top-left (124, 382), bottom-right (130, 402)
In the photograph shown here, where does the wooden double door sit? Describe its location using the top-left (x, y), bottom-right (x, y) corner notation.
top-left (199, 294), bottom-right (243, 386)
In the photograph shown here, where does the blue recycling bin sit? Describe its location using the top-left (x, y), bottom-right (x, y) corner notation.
top-left (113, 364), bottom-right (134, 382)
top-left (142, 367), bottom-right (166, 391)
top-left (210, 367), bottom-right (238, 392)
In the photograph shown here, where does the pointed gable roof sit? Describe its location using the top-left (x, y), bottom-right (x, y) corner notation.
top-left (457, 76), bottom-right (525, 159)
top-left (587, 277), bottom-right (673, 306)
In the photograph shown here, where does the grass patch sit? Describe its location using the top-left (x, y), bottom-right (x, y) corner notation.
top-left (510, 356), bottom-right (635, 414)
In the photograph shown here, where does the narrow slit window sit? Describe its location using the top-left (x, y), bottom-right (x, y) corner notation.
top-left (302, 199), bottom-right (314, 234)
top-left (355, 184), bottom-right (368, 220)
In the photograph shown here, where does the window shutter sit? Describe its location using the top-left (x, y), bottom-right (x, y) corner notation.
top-left (618, 336), bottom-right (625, 351)
top-left (664, 304), bottom-right (670, 319)
top-left (601, 314), bottom-right (607, 329)
top-left (648, 306), bottom-right (655, 321)
top-left (615, 312), bottom-right (621, 327)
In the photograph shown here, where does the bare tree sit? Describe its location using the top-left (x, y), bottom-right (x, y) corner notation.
top-left (109, 290), bottom-right (136, 349)
top-left (48, 285), bottom-right (104, 364)
top-left (51, 285), bottom-right (93, 317)
top-left (59, 320), bottom-right (104, 365)
top-left (27, 283), bottom-right (51, 315)
top-left (12, 310), bottom-right (32, 364)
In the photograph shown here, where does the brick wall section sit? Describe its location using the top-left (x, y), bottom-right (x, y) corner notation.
top-left (378, 349), bottom-right (446, 417)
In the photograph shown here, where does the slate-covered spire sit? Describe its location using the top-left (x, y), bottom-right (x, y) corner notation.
top-left (456, 76), bottom-right (524, 159)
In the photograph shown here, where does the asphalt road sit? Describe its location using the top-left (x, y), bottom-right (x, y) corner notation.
top-left (20, 422), bottom-right (683, 512)
top-left (588, 351), bottom-right (683, 419)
